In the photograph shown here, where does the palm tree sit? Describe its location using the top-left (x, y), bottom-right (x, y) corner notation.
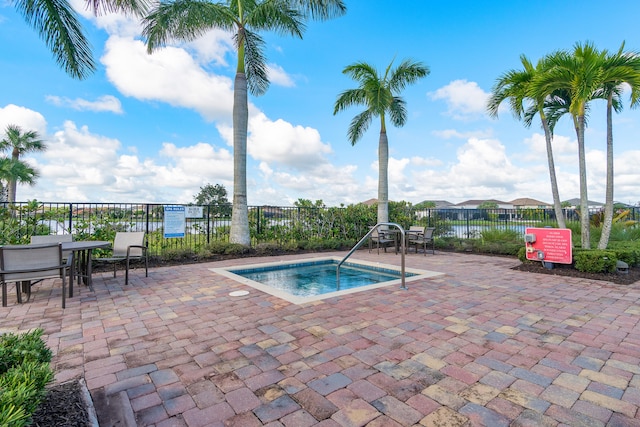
top-left (333, 58), bottom-right (429, 225)
top-left (13, 0), bottom-right (149, 79)
top-left (533, 42), bottom-right (608, 249)
top-left (488, 55), bottom-right (566, 229)
top-left (0, 125), bottom-right (46, 203)
top-left (0, 158), bottom-right (38, 203)
top-left (143, 0), bottom-right (346, 245)
top-left (596, 43), bottom-right (640, 249)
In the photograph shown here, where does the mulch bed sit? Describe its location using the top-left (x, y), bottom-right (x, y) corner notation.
top-left (512, 260), bottom-right (640, 285)
top-left (32, 380), bottom-right (92, 426)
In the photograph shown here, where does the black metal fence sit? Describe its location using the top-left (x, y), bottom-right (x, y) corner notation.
top-left (1, 201), bottom-right (637, 257)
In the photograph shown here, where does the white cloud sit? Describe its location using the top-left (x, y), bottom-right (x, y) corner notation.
top-left (46, 95), bottom-right (123, 113)
top-left (410, 156), bottom-right (443, 167)
top-left (429, 80), bottom-right (490, 120)
top-left (521, 133), bottom-right (576, 165)
top-left (267, 63), bottom-right (295, 87)
top-left (431, 128), bottom-right (493, 140)
top-left (0, 104), bottom-right (47, 136)
top-left (184, 29), bottom-right (235, 66)
top-left (14, 120), bottom-right (236, 203)
top-left (247, 112), bottom-right (332, 169)
top-left (101, 36), bottom-right (234, 122)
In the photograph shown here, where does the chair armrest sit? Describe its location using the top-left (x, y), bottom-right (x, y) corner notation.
top-left (0, 263), bottom-right (69, 275)
top-left (126, 245), bottom-right (148, 258)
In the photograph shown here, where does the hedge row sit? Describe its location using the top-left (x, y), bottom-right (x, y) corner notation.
top-left (0, 329), bottom-right (53, 426)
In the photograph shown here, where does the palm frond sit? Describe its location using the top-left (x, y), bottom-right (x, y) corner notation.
top-left (333, 89), bottom-right (367, 114)
top-left (242, 29), bottom-right (269, 95)
top-left (14, 0), bottom-right (95, 79)
top-left (0, 159), bottom-right (38, 186)
top-left (85, 0), bottom-right (151, 17)
top-left (288, 0), bottom-right (346, 20)
top-left (347, 110), bottom-right (373, 146)
top-left (247, 0), bottom-right (305, 36)
top-left (143, 0), bottom-right (234, 52)
top-left (0, 125), bottom-right (46, 155)
top-left (342, 62), bottom-right (378, 84)
top-left (388, 97), bottom-right (407, 128)
top-left (335, 57), bottom-right (427, 144)
top-left (387, 58), bottom-right (429, 92)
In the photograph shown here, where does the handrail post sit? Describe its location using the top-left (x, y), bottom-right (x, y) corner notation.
top-left (337, 222), bottom-right (407, 290)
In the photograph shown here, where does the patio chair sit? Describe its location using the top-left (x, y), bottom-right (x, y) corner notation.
top-left (405, 225), bottom-right (425, 253)
top-left (31, 234), bottom-right (73, 260)
top-left (0, 243), bottom-right (72, 308)
top-left (95, 232), bottom-right (148, 286)
top-left (369, 227), bottom-right (396, 254)
top-left (407, 227), bottom-right (436, 255)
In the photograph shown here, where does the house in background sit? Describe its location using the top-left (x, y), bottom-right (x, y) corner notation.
top-left (510, 197), bottom-right (551, 209)
top-left (562, 198), bottom-right (604, 209)
top-left (360, 198), bottom-right (378, 207)
top-left (414, 200), bottom-right (455, 209)
top-left (454, 199), bottom-right (514, 209)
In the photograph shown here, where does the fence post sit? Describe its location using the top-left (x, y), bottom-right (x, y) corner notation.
top-left (68, 203), bottom-right (73, 234)
top-left (256, 206), bottom-right (261, 237)
top-left (206, 205), bottom-right (210, 245)
top-left (145, 204), bottom-right (150, 236)
top-left (465, 209), bottom-right (470, 238)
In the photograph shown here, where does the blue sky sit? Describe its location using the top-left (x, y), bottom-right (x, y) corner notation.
top-left (1, 0), bottom-right (640, 206)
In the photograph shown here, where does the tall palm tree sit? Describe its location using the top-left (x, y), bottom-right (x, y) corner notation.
top-left (143, 0), bottom-right (346, 245)
top-left (596, 43), bottom-right (640, 249)
top-left (13, 0), bottom-right (149, 79)
top-left (488, 55), bottom-right (566, 229)
top-left (0, 125), bottom-right (46, 203)
top-left (333, 58), bottom-right (429, 225)
top-left (533, 42), bottom-right (608, 249)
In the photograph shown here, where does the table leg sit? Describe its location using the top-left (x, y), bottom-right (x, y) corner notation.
top-left (86, 249), bottom-right (94, 292)
top-left (69, 254), bottom-right (75, 298)
top-left (80, 250), bottom-right (87, 285)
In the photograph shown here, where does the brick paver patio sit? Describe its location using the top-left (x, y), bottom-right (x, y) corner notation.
top-left (1, 250), bottom-right (639, 426)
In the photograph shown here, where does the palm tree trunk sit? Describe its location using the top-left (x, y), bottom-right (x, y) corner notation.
top-left (230, 72), bottom-right (250, 245)
top-left (598, 96), bottom-right (615, 249)
top-left (8, 150), bottom-right (18, 203)
top-left (377, 129), bottom-right (389, 225)
top-left (7, 180), bottom-right (16, 204)
top-left (540, 114), bottom-right (566, 229)
top-left (576, 113), bottom-right (590, 249)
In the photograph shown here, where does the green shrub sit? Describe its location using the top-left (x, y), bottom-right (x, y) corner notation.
top-left (0, 330), bottom-right (52, 374)
top-left (517, 246), bottom-right (527, 263)
top-left (161, 247), bottom-right (195, 261)
top-left (224, 243), bottom-right (250, 255)
top-left (477, 241), bottom-right (521, 256)
top-left (202, 241), bottom-right (251, 256)
top-left (254, 243), bottom-right (281, 255)
top-left (573, 249), bottom-right (618, 273)
top-left (480, 228), bottom-right (521, 243)
top-left (0, 329), bottom-right (54, 427)
top-left (608, 241), bottom-right (640, 267)
top-left (300, 240), bottom-right (323, 251)
top-left (282, 241), bottom-right (302, 252)
top-left (204, 241), bottom-right (230, 254)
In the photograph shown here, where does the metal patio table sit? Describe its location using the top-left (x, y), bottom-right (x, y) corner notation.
top-left (62, 241), bottom-right (110, 297)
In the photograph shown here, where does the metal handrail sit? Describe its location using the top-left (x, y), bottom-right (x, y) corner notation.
top-left (337, 222), bottom-right (407, 290)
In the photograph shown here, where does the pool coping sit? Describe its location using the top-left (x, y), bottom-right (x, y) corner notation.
top-left (209, 256), bottom-right (445, 304)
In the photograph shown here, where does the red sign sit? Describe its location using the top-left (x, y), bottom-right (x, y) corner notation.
top-left (524, 227), bottom-right (572, 264)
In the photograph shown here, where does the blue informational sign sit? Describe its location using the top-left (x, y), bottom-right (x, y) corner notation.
top-left (164, 205), bottom-right (186, 238)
